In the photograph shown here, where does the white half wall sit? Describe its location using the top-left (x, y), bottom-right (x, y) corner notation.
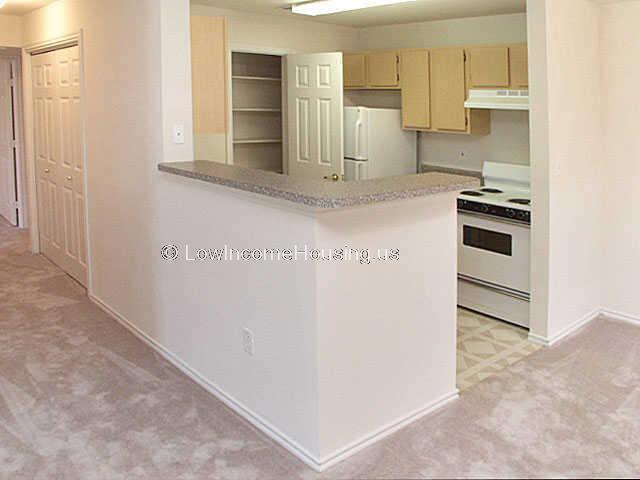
top-left (316, 193), bottom-right (458, 459)
top-left (600, 1), bottom-right (640, 322)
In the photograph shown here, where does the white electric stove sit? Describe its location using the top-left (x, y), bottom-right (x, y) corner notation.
top-left (457, 162), bottom-right (531, 328)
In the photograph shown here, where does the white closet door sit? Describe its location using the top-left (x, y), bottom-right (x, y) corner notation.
top-left (286, 52), bottom-right (344, 180)
top-left (33, 46), bottom-right (87, 286)
top-left (0, 58), bottom-right (17, 225)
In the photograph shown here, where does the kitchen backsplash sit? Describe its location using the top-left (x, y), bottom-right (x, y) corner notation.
top-left (420, 110), bottom-right (530, 172)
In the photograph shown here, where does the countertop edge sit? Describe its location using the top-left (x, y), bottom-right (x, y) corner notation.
top-left (158, 162), bottom-right (479, 210)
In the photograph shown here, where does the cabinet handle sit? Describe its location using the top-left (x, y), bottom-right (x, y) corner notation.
top-left (66, 176), bottom-right (72, 181)
top-left (44, 168), bottom-right (50, 173)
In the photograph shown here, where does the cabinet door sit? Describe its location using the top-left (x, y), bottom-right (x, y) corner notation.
top-left (191, 16), bottom-right (228, 136)
top-left (431, 48), bottom-right (467, 132)
top-left (344, 53), bottom-right (367, 88)
top-left (400, 50), bottom-right (430, 130)
top-left (509, 44), bottom-right (529, 88)
top-left (467, 46), bottom-right (509, 88)
top-left (367, 51), bottom-right (399, 88)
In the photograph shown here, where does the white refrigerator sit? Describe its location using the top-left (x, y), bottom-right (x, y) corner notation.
top-left (343, 107), bottom-right (418, 181)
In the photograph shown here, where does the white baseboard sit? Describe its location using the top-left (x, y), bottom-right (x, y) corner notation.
top-left (88, 293), bottom-right (459, 472)
top-left (600, 308), bottom-right (640, 326)
top-left (528, 308), bottom-right (601, 346)
top-left (317, 390), bottom-right (459, 470)
top-left (88, 294), bottom-right (322, 471)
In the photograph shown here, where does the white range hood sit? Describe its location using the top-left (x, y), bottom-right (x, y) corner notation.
top-left (464, 89), bottom-right (529, 111)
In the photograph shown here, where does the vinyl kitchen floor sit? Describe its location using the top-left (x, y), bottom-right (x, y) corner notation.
top-left (457, 308), bottom-right (541, 391)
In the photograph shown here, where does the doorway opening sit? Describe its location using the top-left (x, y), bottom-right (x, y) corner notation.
top-left (0, 49), bottom-right (24, 228)
top-left (230, 52), bottom-right (285, 174)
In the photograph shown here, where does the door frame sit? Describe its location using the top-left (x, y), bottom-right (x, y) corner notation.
top-left (226, 44), bottom-right (291, 173)
top-left (0, 48), bottom-right (25, 227)
top-left (22, 31), bottom-right (92, 290)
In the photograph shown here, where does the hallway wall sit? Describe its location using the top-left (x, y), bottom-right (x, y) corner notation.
top-left (600, 1), bottom-right (640, 323)
top-left (22, 0), bottom-right (164, 344)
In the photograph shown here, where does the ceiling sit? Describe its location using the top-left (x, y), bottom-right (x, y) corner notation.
top-left (0, 0), bottom-right (56, 15)
top-left (192, 0), bottom-right (526, 28)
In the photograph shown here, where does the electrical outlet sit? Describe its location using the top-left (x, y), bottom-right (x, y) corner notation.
top-left (242, 328), bottom-right (255, 356)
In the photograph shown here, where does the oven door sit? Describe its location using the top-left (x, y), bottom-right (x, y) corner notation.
top-left (458, 212), bottom-right (530, 295)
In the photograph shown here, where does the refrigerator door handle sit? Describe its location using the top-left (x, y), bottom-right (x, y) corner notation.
top-left (354, 119), bottom-right (362, 159)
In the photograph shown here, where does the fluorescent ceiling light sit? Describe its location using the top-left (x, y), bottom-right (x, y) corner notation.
top-left (291, 0), bottom-right (417, 16)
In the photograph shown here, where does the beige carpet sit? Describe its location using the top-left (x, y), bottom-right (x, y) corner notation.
top-left (1, 219), bottom-right (639, 479)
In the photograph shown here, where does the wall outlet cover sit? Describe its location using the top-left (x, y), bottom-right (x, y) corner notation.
top-left (242, 328), bottom-right (255, 356)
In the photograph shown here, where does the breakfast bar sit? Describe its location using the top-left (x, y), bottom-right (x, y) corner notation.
top-left (157, 161), bottom-right (478, 471)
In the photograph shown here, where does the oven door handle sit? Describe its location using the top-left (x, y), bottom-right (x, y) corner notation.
top-left (458, 274), bottom-right (530, 301)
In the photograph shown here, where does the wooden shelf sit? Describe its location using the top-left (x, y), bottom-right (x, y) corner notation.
top-left (233, 138), bottom-right (283, 145)
top-left (233, 107), bottom-right (281, 113)
top-left (232, 75), bottom-right (282, 82)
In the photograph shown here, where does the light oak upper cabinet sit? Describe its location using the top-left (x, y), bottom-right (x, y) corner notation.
top-left (467, 46), bottom-right (510, 88)
top-left (430, 48), bottom-right (468, 132)
top-left (367, 51), bottom-right (399, 88)
top-left (191, 16), bottom-right (228, 137)
top-left (400, 50), bottom-right (430, 130)
top-left (509, 44), bottom-right (529, 88)
top-left (344, 53), bottom-right (367, 88)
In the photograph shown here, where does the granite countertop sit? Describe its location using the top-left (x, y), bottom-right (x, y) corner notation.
top-left (158, 161), bottom-right (479, 209)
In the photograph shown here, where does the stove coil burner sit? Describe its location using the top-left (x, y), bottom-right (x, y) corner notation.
top-left (461, 191), bottom-right (484, 197)
top-left (480, 188), bottom-right (503, 194)
top-left (509, 199), bottom-right (531, 206)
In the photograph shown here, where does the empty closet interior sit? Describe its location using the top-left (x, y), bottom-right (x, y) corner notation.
top-left (231, 52), bottom-right (284, 174)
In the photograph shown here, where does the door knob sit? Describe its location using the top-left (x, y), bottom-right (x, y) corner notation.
top-left (324, 173), bottom-right (340, 182)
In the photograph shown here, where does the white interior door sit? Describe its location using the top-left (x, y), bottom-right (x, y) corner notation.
top-left (286, 52), bottom-right (344, 180)
top-left (0, 58), bottom-right (17, 225)
top-left (32, 46), bottom-right (87, 286)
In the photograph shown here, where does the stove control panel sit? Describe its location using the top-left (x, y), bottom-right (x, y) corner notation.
top-left (458, 199), bottom-right (531, 225)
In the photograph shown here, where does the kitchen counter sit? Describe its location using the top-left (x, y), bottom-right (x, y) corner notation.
top-left (158, 160), bottom-right (478, 209)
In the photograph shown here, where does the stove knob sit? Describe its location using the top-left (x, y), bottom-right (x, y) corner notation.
top-left (516, 211), bottom-right (527, 220)
top-left (480, 204), bottom-right (490, 213)
top-left (506, 209), bottom-right (517, 218)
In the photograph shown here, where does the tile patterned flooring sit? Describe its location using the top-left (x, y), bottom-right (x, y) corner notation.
top-left (457, 308), bottom-right (541, 391)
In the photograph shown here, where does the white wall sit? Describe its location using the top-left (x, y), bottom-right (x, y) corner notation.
top-left (420, 111), bottom-right (530, 172)
top-left (316, 193), bottom-right (458, 458)
top-left (190, 3), bottom-right (361, 53)
top-left (23, 0), bottom-right (165, 335)
top-left (360, 13), bottom-right (528, 50)
top-left (600, 1), bottom-right (640, 321)
top-left (0, 14), bottom-right (23, 47)
top-left (360, 13), bottom-right (530, 172)
top-left (528, 0), bottom-right (603, 341)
